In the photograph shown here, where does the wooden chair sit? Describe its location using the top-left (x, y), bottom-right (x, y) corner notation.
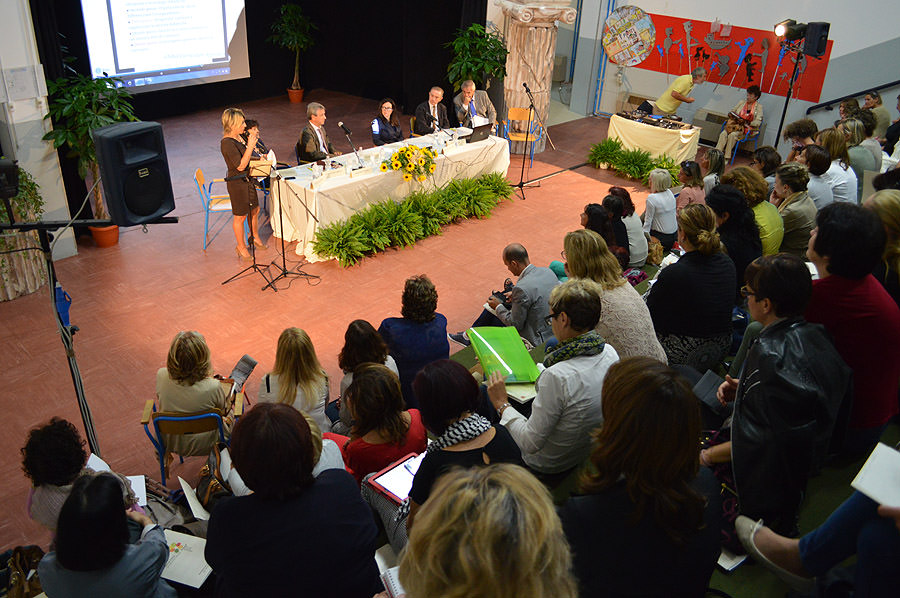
top-left (502, 107), bottom-right (544, 167)
top-left (141, 391), bottom-right (243, 486)
top-left (194, 168), bottom-right (232, 251)
top-left (410, 116), bottom-right (421, 137)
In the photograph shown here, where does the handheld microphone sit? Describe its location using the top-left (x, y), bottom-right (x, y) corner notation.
top-left (523, 82), bottom-right (532, 94)
top-left (338, 121), bottom-right (352, 136)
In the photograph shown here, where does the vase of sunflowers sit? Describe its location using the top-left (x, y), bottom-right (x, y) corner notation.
top-left (380, 145), bottom-right (437, 183)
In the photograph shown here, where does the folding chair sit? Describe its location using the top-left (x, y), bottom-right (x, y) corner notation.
top-left (194, 168), bottom-right (232, 251)
top-left (503, 107), bottom-right (544, 167)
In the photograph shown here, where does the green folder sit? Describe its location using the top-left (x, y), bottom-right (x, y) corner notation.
top-left (467, 326), bottom-right (540, 383)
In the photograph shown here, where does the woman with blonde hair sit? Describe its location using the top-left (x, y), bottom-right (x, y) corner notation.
top-left (562, 357), bottom-right (722, 597)
top-left (865, 189), bottom-right (900, 305)
top-left (816, 128), bottom-right (858, 204)
top-left (156, 331), bottom-right (230, 456)
top-left (563, 229), bottom-right (666, 362)
top-left (258, 327), bottom-right (330, 432)
top-left (220, 107), bottom-right (263, 260)
top-left (646, 204), bottom-right (735, 369)
top-left (643, 168), bottom-right (678, 252)
top-left (702, 149), bottom-right (725, 195)
top-left (721, 166), bottom-right (784, 255)
top-left (839, 118), bottom-right (878, 201)
top-left (397, 464), bottom-right (577, 598)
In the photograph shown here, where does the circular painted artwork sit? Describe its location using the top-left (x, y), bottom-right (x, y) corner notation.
top-left (602, 5), bottom-right (656, 66)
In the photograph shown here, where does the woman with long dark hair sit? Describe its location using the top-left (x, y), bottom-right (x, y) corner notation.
top-left (562, 357), bottom-right (721, 597)
top-left (582, 203), bottom-right (628, 268)
top-left (706, 184), bottom-right (762, 301)
top-left (371, 98), bottom-right (403, 146)
top-left (609, 186), bottom-right (648, 267)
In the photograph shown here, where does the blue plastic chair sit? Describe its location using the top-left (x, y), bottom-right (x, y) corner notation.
top-left (194, 168), bottom-right (233, 251)
top-left (141, 400), bottom-right (228, 486)
top-left (720, 120), bottom-right (763, 165)
top-left (503, 107), bottom-right (544, 167)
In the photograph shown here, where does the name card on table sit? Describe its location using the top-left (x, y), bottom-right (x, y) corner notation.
top-left (349, 167), bottom-right (374, 178)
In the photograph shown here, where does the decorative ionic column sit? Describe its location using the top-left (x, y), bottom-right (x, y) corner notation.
top-left (497, 0), bottom-right (577, 155)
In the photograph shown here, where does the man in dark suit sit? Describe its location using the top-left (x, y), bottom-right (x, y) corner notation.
top-left (413, 87), bottom-right (450, 135)
top-left (297, 102), bottom-right (336, 163)
top-left (449, 243), bottom-right (560, 348)
top-left (453, 79), bottom-right (497, 128)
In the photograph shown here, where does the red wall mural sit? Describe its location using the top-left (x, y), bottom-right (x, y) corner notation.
top-left (641, 14), bottom-right (833, 103)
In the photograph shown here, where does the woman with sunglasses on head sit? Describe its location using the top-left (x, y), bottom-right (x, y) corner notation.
top-left (676, 160), bottom-right (705, 213)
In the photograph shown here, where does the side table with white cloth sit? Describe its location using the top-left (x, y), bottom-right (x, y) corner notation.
top-left (270, 130), bottom-right (511, 262)
top-left (607, 114), bottom-right (700, 163)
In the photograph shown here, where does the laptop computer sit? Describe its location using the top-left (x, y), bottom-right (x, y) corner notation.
top-left (465, 123), bottom-right (493, 143)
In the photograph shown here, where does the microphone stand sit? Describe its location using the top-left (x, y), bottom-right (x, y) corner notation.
top-left (262, 164), bottom-right (320, 291)
top-left (513, 84), bottom-right (542, 200)
top-left (221, 170), bottom-right (274, 289)
top-left (339, 126), bottom-right (366, 170)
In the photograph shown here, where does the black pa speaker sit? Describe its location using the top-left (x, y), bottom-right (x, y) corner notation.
top-left (803, 22), bottom-right (830, 58)
top-left (92, 121), bottom-right (175, 226)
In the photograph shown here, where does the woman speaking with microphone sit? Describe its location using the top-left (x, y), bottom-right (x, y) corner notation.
top-left (221, 107), bottom-right (264, 260)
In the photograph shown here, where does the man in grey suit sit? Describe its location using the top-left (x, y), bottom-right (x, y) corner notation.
top-left (453, 80), bottom-right (497, 128)
top-left (449, 243), bottom-right (560, 348)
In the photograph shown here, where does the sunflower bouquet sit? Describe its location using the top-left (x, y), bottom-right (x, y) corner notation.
top-left (381, 145), bottom-right (436, 182)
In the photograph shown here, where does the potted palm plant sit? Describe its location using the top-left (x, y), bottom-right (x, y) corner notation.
top-left (268, 3), bottom-right (316, 103)
top-left (43, 72), bottom-right (136, 247)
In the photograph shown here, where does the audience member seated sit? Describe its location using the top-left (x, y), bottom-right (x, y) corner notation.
top-left (449, 244), bottom-right (559, 348)
top-left (751, 146), bottom-right (782, 196)
top-left (864, 190), bottom-right (900, 305)
top-left (395, 465), bottom-right (578, 598)
top-left (564, 229), bottom-right (667, 362)
top-left (582, 202), bottom-right (628, 268)
top-left (721, 166), bottom-right (784, 255)
top-left (329, 319), bottom-right (400, 433)
top-left (22, 418), bottom-right (136, 532)
top-left (864, 89), bottom-right (892, 140)
top-left (856, 109), bottom-right (884, 171)
top-left (839, 118), bottom-right (878, 201)
top-left (643, 168), bottom-right (679, 252)
top-left (371, 98), bottom-right (404, 146)
top-left (329, 363), bottom-right (426, 483)
top-left (704, 254), bottom-right (852, 546)
top-left (882, 93), bottom-right (900, 154)
top-left (805, 203), bottom-right (900, 453)
top-left (362, 360), bottom-right (523, 554)
top-left (782, 118), bottom-right (818, 163)
top-left (258, 327), bottom-right (330, 433)
top-left (413, 86), bottom-right (450, 135)
top-left (609, 186), bottom-right (648, 267)
top-left (676, 159), bottom-right (706, 212)
top-left (838, 98), bottom-right (860, 121)
top-left (562, 357), bottom-right (722, 597)
top-left (874, 167), bottom-right (900, 191)
top-left (770, 162), bottom-right (817, 258)
top-left (378, 274), bottom-right (449, 409)
top-left (205, 403), bottom-right (382, 597)
top-left (297, 102), bottom-right (336, 163)
top-left (702, 149), bottom-right (725, 196)
top-left (38, 473), bottom-right (176, 598)
top-left (705, 184), bottom-right (762, 302)
top-left (716, 85), bottom-right (763, 161)
top-left (798, 144), bottom-right (836, 210)
top-left (600, 194), bottom-right (631, 266)
top-left (646, 204), bottom-right (735, 369)
top-left (816, 128), bottom-right (859, 204)
top-left (156, 331), bottom-right (231, 457)
top-left (487, 279), bottom-right (619, 483)
top-left (736, 495), bottom-right (900, 598)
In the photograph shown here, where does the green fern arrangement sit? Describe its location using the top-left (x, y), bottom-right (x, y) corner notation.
top-left (643, 154), bottom-right (680, 187)
top-left (478, 171), bottom-right (514, 201)
top-left (445, 178), bottom-right (497, 219)
top-left (311, 221), bottom-right (367, 267)
top-left (588, 137), bottom-right (623, 167)
top-left (407, 190), bottom-right (449, 237)
top-left (614, 148), bottom-right (654, 181)
top-left (349, 206), bottom-right (391, 252)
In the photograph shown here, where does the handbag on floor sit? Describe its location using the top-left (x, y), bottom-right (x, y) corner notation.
top-left (6, 545), bottom-right (44, 598)
top-left (196, 442), bottom-right (233, 511)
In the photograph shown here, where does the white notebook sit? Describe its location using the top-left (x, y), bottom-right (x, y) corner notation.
top-left (851, 442), bottom-right (900, 507)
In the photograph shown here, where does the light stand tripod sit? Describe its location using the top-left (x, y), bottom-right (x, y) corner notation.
top-left (262, 165), bottom-right (320, 291)
top-left (774, 40), bottom-right (804, 146)
top-left (0, 178), bottom-right (177, 456)
top-left (221, 170), bottom-right (273, 288)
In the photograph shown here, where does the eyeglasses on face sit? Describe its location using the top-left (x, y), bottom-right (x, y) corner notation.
top-left (544, 312), bottom-right (561, 326)
top-left (740, 285), bottom-right (760, 299)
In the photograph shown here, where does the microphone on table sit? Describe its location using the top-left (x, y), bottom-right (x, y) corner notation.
top-left (338, 122), bottom-right (353, 136)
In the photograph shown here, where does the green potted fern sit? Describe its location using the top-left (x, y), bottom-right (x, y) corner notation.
top-left (268, 3), bottom-right (316, 103)
top-left (588, 137), bottom-right (623, 169)
top-left (446, 23), bottom-right (508, 92)
top-left (43, 72), bottom-right (136, 246)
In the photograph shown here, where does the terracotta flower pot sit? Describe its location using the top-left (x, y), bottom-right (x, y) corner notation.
top-left (287, 88), bottom-right (305, 103)
top-left (88, 224), bottom-right (119, 248)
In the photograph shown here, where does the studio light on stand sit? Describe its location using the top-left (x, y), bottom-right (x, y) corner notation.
top-left (772, 19), bottom-right (830, 146)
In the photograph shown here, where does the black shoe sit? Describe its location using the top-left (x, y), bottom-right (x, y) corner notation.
top-left (448, 332), bottom-right (470, 347)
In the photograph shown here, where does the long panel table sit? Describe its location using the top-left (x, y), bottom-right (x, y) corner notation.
top-left (270, 132), bottom-right (511, 262)
top-left (607, 114), bottom-right (700, 163)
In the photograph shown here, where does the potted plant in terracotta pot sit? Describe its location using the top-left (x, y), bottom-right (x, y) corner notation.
top-left (43, 72), bottom-right (136, 247)
top-left (268, 3), bottom-right (316, 103)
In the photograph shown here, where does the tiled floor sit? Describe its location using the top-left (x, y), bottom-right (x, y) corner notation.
top-left (0, 89), bottom-right (720, 549)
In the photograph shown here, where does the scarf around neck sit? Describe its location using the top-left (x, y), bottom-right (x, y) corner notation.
top-left (543, 330), bottom-right (606, 368)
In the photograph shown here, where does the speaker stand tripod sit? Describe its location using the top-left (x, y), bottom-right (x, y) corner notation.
top-left (221, 172), bottom-right (273, 288)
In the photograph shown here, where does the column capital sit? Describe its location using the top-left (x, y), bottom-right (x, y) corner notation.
top-left (495, 0), bottom-right (577, 25)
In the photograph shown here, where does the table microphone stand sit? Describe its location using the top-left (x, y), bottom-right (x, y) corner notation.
top-left (338, 123), bottom-right (367, 170)
top-left (262, 163), bottom-right (320, 291)
top-left (221, 171), bottom-right (273, 288)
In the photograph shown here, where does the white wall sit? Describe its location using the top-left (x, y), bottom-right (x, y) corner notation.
top-left (0, 0), bottom-right (75, 260)
top-left (571, 0), bottom-right (900, 154)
